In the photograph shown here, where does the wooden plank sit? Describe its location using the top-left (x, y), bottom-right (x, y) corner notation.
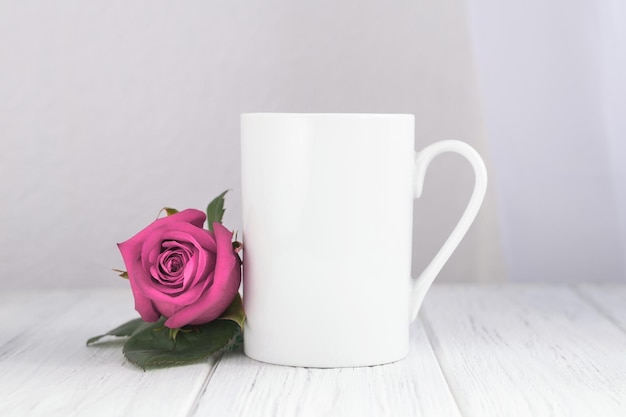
top-left (0, 289), bottom-right (213, 417)
top-left (577, 284), bottom-right (626, 332)
top-left (193, 319), bottom-right (461, 417)
top-left (0, 290), bottom-right (78, 347)
top-left (421, 284), bottom-right (626, 417)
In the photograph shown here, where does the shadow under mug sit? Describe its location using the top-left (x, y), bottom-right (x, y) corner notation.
top-left (241, 113), bottom-right (487, 367)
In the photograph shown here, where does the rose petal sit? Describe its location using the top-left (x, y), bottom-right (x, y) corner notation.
top-left (182, 255), bottom-right (198, 289)
top-left (117, 242), bottom-right (160, 322)
top-left (150, 263), bottom-right (184, 287)
top-left (151, 249), bottom-right (188, 292)
top-left (136, 225), bottom-right (201, 289)
top-left (153, 270), bottom-right (214, 321)
top-left (166, 230), bottom-right (217, 253)
top-left (150, 248), bottom-right (187, 287)
top-left (151, 257), bottom-right (216, 313)
top-left (118, 209), bottom-right (206, 264)
top-left (163, 240), bottom-right (196, 263)
top-left (164, 222), bottom-right (241, 327)
top-left (135, 225), bottom-right (217, 306)
top-left (139, 225), bottom-right (217, 279)
top-left (160, 242), bottom-right (194, 287)
top-left (160, 229), bottom-right (217, 292)
top-left (159, 249), bottom-right (186, 277)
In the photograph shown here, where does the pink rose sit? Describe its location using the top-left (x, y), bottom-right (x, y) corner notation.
top-left (117, 209), bottom-right (241, 328)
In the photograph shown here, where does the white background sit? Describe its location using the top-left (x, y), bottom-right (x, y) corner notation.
top-left (1, 0), bottom-right (623, 289)
top-left (468, 0), bottom-right (626, 281)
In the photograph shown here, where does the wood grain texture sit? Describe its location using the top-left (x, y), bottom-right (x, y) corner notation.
top-left (3, 285), bottom-right (626, 417)
top-left (421, 284), bottom-right (626, 417)
top-left (193, 319), bottom-right (461, 417)
top-left (0, 289), bottom-right (215, 417)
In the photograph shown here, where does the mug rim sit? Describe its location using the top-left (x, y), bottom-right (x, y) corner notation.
top-left (241, 113), bottom-right (414, 119)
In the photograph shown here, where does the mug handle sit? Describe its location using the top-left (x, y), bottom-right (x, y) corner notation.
top-left (409, 140), bottom-right (488, 321)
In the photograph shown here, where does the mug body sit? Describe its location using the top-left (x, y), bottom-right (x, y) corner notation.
top-left (241, 113), bottom-right (415, 367)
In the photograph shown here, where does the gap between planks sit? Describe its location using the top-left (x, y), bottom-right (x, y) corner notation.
top-left (192, 316), bottom-right (462, 417)
top-left (419, 307), bottom-right (471, 417)
top-left (0, 288), bottom-right (216, 417)
top-left (186, 353), bottom-right (225, 417)
top-left (574, 284), bottom-right (626, 334)
top-left (420, 283), bottom-right (626, 417)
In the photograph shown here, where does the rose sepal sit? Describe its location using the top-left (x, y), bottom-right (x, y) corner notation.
top-left (206, 189), bottom-right (229, 232)
top-left (215, 293), bottom-right (245, 329)
top-left (158, 207), bottom-right (179, 217)
top-left (112, 269), bottom-right (129, 279)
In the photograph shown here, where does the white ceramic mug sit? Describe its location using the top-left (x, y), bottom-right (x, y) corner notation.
top-left (241, 113), bottom-right (487, 367)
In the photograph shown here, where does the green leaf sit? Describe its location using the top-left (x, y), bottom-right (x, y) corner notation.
top-left (217, 293), bottom-right (245, 329)
top-left (123, 318), bottom-right (240, 370)
top-left (206, 190), bottom-right (229, 232)
top-left (86, 317), bottom-right (146, 346)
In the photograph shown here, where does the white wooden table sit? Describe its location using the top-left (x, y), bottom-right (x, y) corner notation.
top-left (1, 284), bottom-right (626, 417)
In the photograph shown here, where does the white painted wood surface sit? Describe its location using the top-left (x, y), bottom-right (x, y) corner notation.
top-left (195, 320), bottom-right (461, 417)
top-left (0, 289), bottom-right (214, 417)
top-left (1, 285), bottom-right (626, 417)
top-left (421, 285), bottom-right (626, 417)
top-left (577, 284), bottom-right (626, 332)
